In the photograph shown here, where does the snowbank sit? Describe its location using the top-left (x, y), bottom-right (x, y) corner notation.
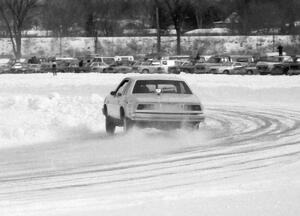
top-left (0, 73), bottom-right (300, 216)
top-left (0, 73), bottom-right (299, 148)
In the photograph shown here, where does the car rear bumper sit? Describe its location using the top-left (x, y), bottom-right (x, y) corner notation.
top-left (131, 112), bottom-right (205, 122)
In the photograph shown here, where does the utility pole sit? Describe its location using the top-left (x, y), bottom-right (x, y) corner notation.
top-left (156, 6), bottom-right (161, 56)
top-left (95, 18), bottom-right (100, 55)
top-left (59, 25), bottom-right (62, 57)
top-left (272, 28), bottom-right (275, 52)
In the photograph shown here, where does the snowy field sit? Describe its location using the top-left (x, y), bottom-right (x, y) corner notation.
top-left (0, 73), bottom-right (300, 216)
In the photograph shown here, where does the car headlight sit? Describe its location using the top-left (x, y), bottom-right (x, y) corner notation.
top-left (137, 104), bottom-right (155, 110)
top-left (184, 104), bottom-right (202, 111)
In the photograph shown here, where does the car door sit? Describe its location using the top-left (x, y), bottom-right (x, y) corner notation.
top-left (108, 79), bottom-right (130, 119)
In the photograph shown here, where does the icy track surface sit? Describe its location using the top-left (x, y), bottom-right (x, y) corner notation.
top-left (0, 73), bottom-right (300, 216)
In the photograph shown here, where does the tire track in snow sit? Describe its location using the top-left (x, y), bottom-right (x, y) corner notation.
top-left (0, 105), bottom-right (300, 198)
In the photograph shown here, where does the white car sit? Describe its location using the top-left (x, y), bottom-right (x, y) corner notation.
top-left (132, 61), bottom-right (167, 73)
top-left (132, 60), bottom-right (180, 74)
top-left (209, 62), bottom-right (244, 74)
top-left (90, 62), bottom-right (109, 72)
top-left (102, 75), bottom-right (205, 134)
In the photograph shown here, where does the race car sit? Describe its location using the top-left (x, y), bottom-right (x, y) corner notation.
top-left (102, 75), bottom-right (205, 134)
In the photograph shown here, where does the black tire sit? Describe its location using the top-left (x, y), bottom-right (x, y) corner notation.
top-left (247, 70), bottom-right (253, 75)
top-left (105, 116), bottom-right (116, 135)
top-left (223, 70), bottom-right (230, 74)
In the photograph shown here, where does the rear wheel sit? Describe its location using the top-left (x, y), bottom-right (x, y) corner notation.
top-left (142, 69), bottom-right (149, 74)
top-left (247, 70), bottom-right (253, 75)
top-left (106, 116), bottom-right (116, 135)
top-left (223, 70), bottom-right (230, 74)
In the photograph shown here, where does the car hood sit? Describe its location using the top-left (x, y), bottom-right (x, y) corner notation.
top-left (131, 94), bottom-right (200, 104)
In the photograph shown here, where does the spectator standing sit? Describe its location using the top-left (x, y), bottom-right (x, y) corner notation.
top-left (79, 60), bottom-right (83, 67)
top-left (52, 60), bottom-right (57, 76)
top-left (277, 44), bottom-right (283, 56)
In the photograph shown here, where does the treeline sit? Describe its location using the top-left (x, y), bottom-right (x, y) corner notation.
top-left (2, 0), bottom-right (300, 37)
top-left (1, 0), bottom-right (300, 57)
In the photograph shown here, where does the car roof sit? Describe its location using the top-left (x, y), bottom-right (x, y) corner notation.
top-left (126, 75), bottom-right (184, 82)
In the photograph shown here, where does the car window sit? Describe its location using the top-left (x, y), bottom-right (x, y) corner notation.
top-left (115, 80), bottom-right (129, 95)
top-left (103, 58), bottom-right (115, 65)
top-left (207, 57), bottom-right (221, 63)
top-left (236, 58), bottom-right (249, 62)
top-left (132, 80), bottom-right (192, 94)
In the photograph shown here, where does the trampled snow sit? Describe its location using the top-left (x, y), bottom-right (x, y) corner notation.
top-left (0, 73), bottom-right (300, 216)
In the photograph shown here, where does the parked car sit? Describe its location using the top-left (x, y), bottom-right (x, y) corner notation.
top-left (27, 64), bottom-right (42, 73)
top-left (161, 55), bottom-right (191, 61)
top-left (90, 62), bottom-right (109, 72)
top-left (243, 62), bottom-right (259, 75)
top-left (103, 63), bottom-right (132, 73)
top-left (10, 62), bottom-right (29, 73)
top-left (256, 56), bottom-right (292, 75)
top-left (209, 62), bottom-right (244, 74)
top-left (287, 63), bottom-right (300, 75)
top-left (230, 55), bottom-right (255, 66)
top-left (55, 57), bottom-right (79, 72)
top-left (114, 56), bottom-right (135, 65)
top-left (179, 61), bottom-right (196, 73)
top-left (102, 75), bottom-right (205, 134)
top-left (132, 60), bottom-right (167, 74)
top-left (179, 60), bottom-right (222, 74)
top-left (198, 55), bottom-right (232, 73)
top-left (92, 56), bottom-right (116, 65)
top-left (0, 58), bottom-right (12, 74)
top-left (133, 60), bottom-right (180, 74)
top-left (160, 60), bottom-right (181, 74)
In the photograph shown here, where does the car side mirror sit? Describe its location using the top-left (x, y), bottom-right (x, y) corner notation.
top-left (110, 91), bottom-right (116, 96)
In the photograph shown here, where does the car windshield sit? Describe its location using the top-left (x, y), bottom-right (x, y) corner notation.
top-left (103, 58), bottom-right (115, 65)
top-left (132, 80), bottom-right (192, 94)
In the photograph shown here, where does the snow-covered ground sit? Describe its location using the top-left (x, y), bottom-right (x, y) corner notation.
top-left (0, 73), bottom-right (300, 216)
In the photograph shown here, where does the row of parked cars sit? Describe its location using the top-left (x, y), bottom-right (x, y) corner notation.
top-left (1, 54), bottom-right (300, 75)
top-left (178, 54), bottom-right (300, 75)
top-left (84, 54), bottom-right (300, 75)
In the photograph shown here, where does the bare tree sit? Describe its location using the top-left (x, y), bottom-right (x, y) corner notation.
top-left (190, 0), bottom-right (210, 29)
top-left (0, 0), bottom-right (38, 59)
top-left (157, 0), bottom-right (190, 55)
top-left (41, 0), bottom-right (84, 37)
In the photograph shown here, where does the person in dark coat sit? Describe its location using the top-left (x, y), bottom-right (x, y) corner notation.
top-left (52, 60), bottom-right (57, 76)
top-left (277, 44), bottom-right (283, 56)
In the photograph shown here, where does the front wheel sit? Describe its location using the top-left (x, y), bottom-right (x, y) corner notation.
top-left (106, 116), bottom-right (116, 135)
